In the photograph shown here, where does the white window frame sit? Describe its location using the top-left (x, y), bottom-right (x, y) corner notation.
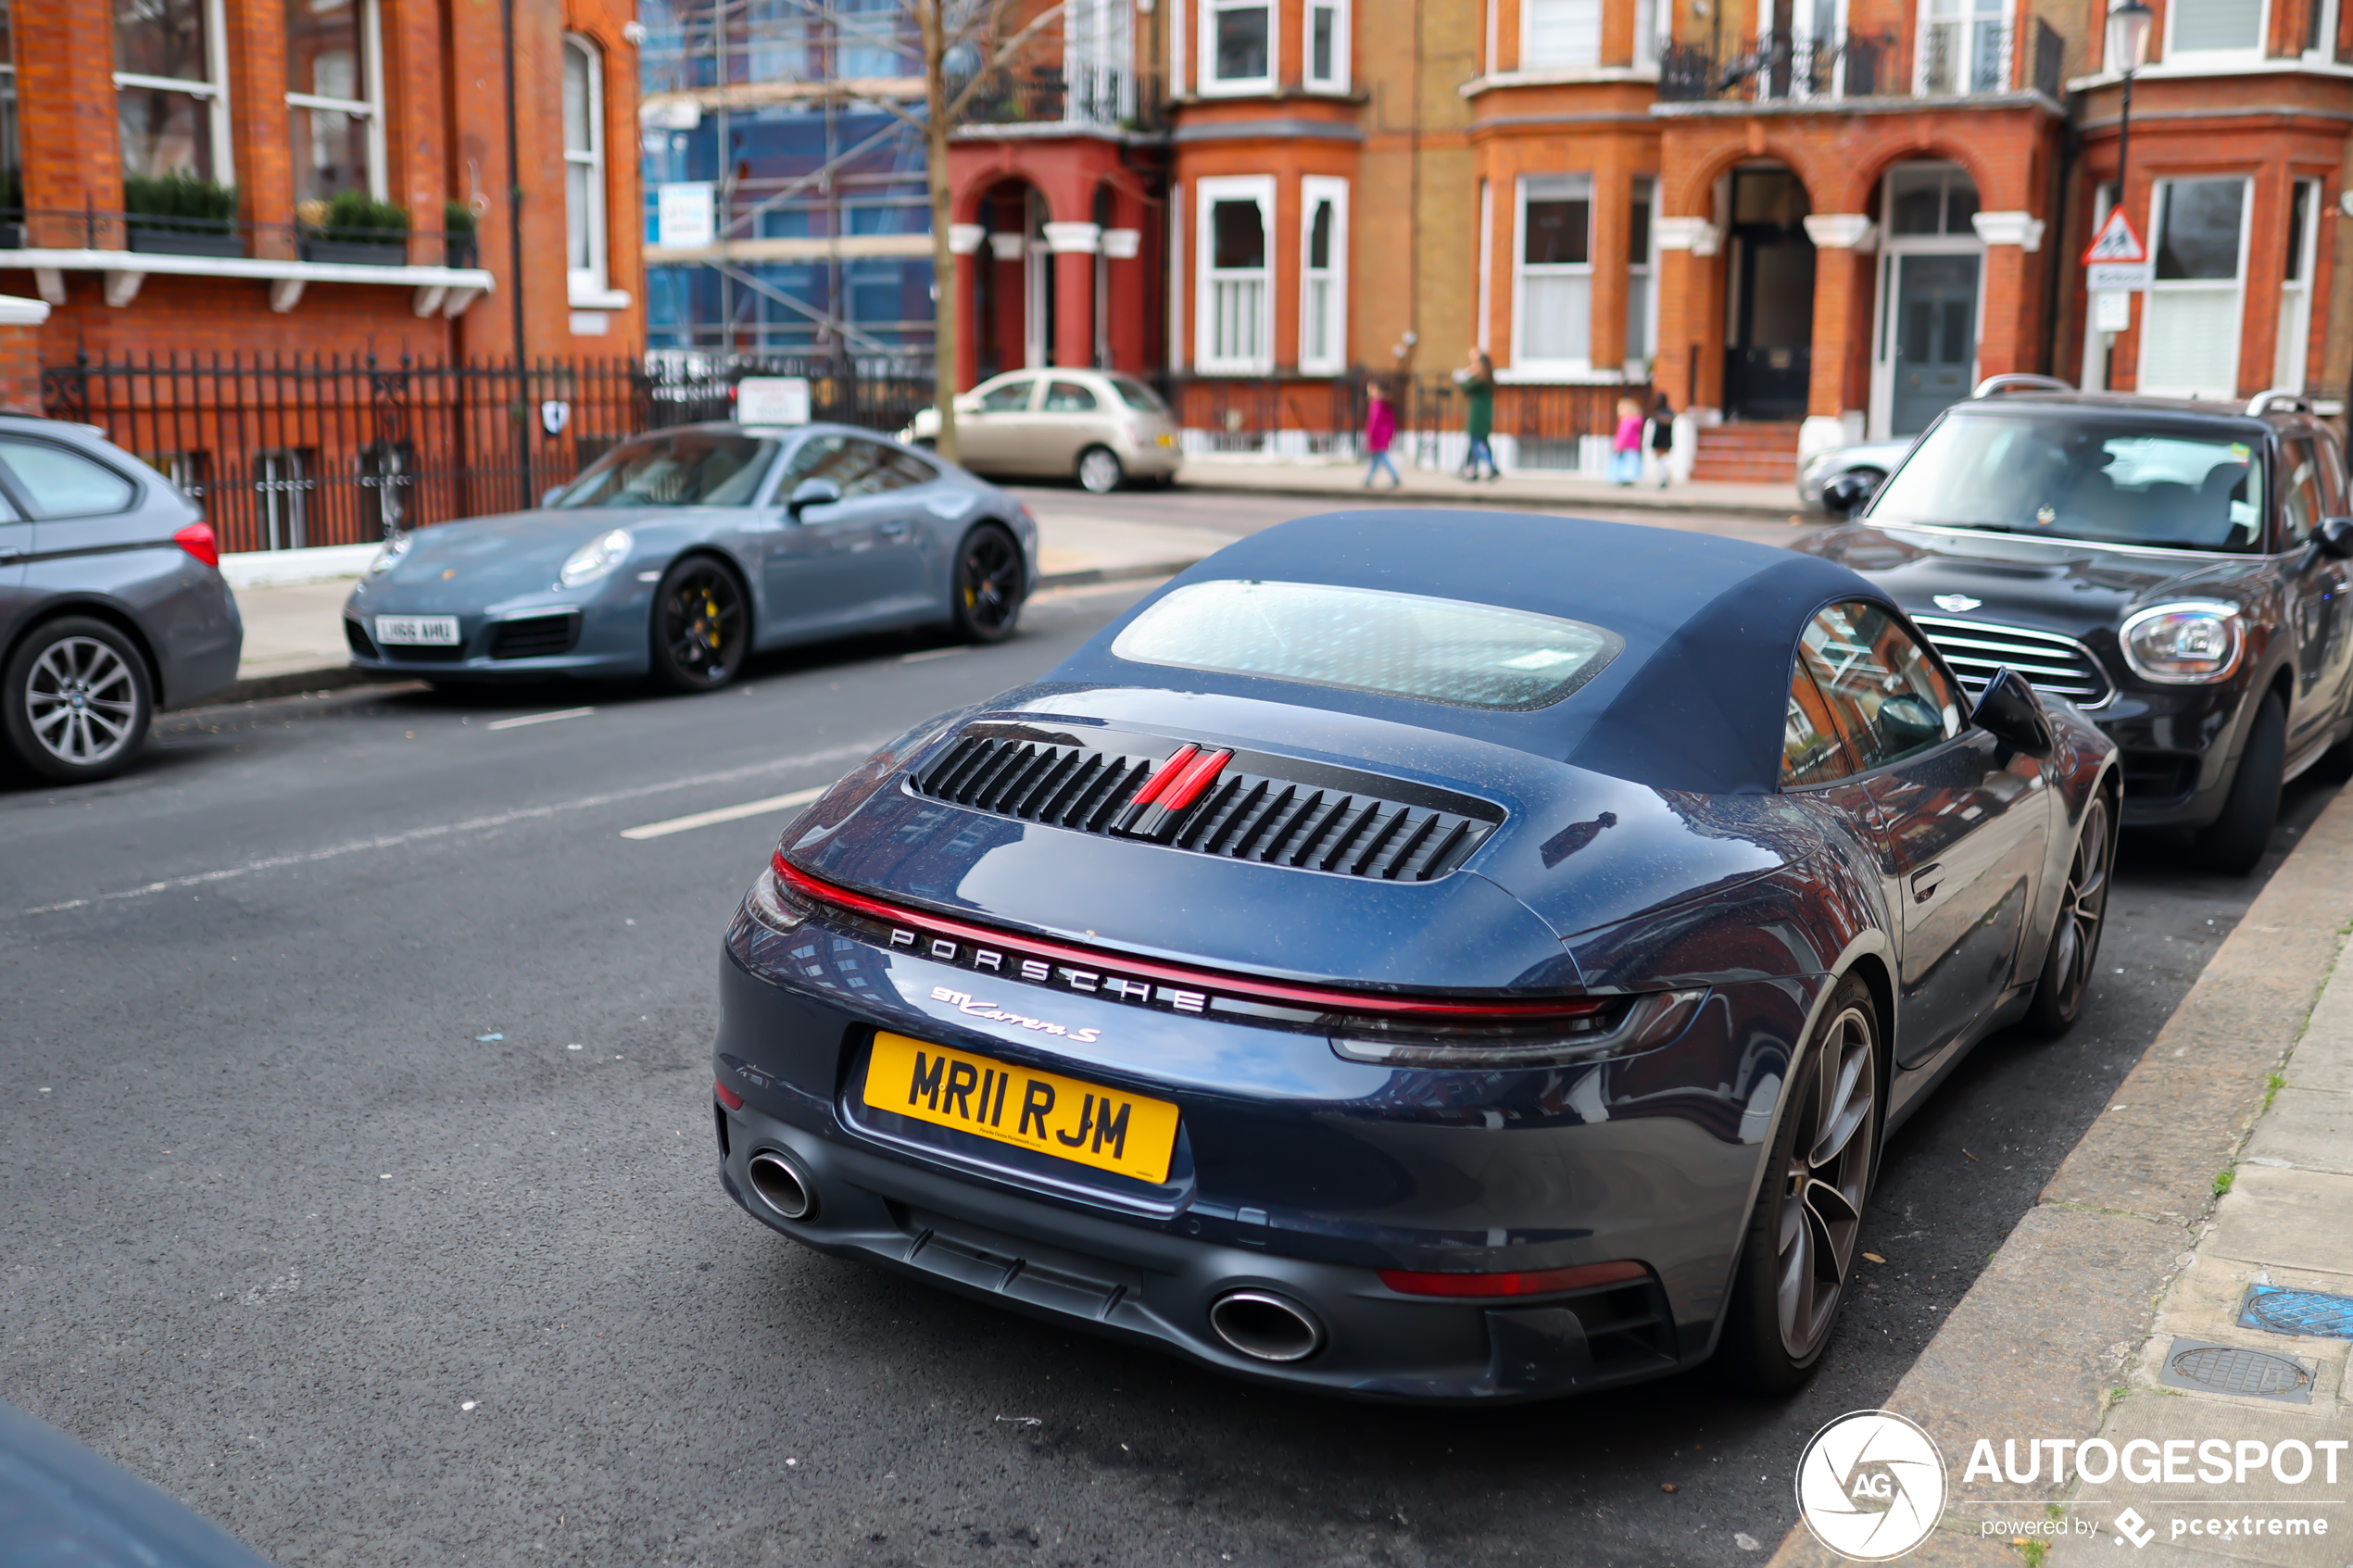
top-left (563, 34), bottom-right (609, 303)
top-left (1200, 0), bottom-right (1276, 94)
top-left (1626, 176), bottom-right (1658, 379)
top-left (1915, 0), bottom-right (2007, 94)
top-left (2139, 175), bottom-right (2254, 400)
top-left (283, 0), bottom-right (385, 200)
top-left (1298, 176), bottom-right (1349, 375)
top-left (2161, 0), bottom-right (2267, 61)
top-left (1520, 0), bottom-right (1602, 69)
top-left (2276, 177), bottom-right (2320, 391)
top-left (1304, 0), bottom-right (1350, 92)
top-left (1632, 0), bottom-right (1670, 67)
top-left (2305, 0), bottom-right (2342, 58)
top-left (113, 0), bottom-right (237, 187)
top-left (1512, 173), bottom-right (1594, 378)
top-left (1064, 0), bottom-right (1136, 123)
top-left (1195, 175), bottom-right (1275, 374)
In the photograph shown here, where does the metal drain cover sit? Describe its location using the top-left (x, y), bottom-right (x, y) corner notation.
top-left (2157, 1336), bottom-right (2312, 1403)
top-left (2239, 1285), bottom-right (2353, 1340)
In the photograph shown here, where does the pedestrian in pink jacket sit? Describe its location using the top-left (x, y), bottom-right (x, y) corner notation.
top-left (1364, 385), bottom-right (1401, 489)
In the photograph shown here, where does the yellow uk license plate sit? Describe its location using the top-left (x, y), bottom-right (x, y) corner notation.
top-left (865, 1031), bottom-right (1180, 1185)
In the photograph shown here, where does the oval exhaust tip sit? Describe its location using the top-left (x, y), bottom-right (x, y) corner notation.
top-left (746, 1148), bottom-right (816, 1222)
top-left (1208, 1290), bottom-right (1325, 1362)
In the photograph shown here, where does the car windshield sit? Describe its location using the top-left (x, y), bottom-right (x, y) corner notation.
top-left (552, 433), bottom-right (779, 508)
top-left (1111, 580), bottom-right (1623, 710)
top-left (1105, 375), bottom-right (1166, 413)
top-left (1867, 411), bottom-right (2265, 552)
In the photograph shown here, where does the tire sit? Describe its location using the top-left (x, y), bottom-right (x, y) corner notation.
top-left (648, 556), bottom-right (749, 693)
top-left (950, 524), bottom-right (1026, 645)
top-left (1076, 445), bottom-right (1125, 495)
top-left (2023, 790), bottom-right (2115, 1038)
top-left (2194, 690), bottom-right (2284, 874)
top-left (1718, 974), bottom-right (1880, 1395)
top-left (2, 616), bottom-right (155, 784)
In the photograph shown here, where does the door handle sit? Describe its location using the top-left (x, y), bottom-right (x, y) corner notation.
top-left (1909, 864), bottom-right (1943, 904)
top-left (880, 521), bottom-right (910, 536)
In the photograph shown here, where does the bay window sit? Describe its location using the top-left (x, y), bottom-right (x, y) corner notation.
top-left (1306, 0), bottom-right (1348, 91)
top-left (1196, 176), bottom-right (1273, 373)
top-left (2140, 177), bottom-right (2249, 399)
top-left (1514, 175), bottom-right (1592, 374)
top-left (1202, 0), bottom-right (1273, 92)
top-left (1521, 0), bottom-right (1601, 69)
top-left (563, 36), bottom-right (610, 300)
top-left (114, 0), bottom-right (232, 183)
top-left (1300, 177), bottom-right (1348, 375)
top-left (285, 0), bottom-right (383, 201)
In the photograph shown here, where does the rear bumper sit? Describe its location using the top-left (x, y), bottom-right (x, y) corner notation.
top-left (710, 910), bottom-right (1780, 1401)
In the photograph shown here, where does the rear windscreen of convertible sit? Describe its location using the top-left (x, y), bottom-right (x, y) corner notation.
top-left (1111, 580), bottom-right (1623, 710)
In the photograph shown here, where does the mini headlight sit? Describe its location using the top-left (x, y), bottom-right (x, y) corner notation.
top-left (559, 528), bottom-right (633, 587)
top-left (2120, 601), bottom-right (2245, 684)
top-left (368, 533), bottom-right (412, 576)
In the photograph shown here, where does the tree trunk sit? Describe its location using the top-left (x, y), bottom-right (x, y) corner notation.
top-left (922, 0), bottom-right (962, 464)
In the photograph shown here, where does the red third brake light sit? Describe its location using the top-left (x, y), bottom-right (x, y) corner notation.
top-left (1378, 1260), bottom-right (1650, 1298)
top-left (172, 521), bottom-right (220, 569)
top-left (1156, 748), bottom-right (1232, 812)
top-left (1126, 744), bottom-right (1201, 808)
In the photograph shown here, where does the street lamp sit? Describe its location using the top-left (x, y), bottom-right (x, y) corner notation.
top-left (2107, 0), bottom-right (2154, 209)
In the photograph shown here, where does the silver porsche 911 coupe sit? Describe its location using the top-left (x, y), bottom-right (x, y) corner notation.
top-left (342, 422), bottom-right (1039, 692)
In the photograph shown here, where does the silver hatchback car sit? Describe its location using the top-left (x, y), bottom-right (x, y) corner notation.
top-left (904, 369), bottom-right (1183, 493)
top-left (0, 415), bottom-right (242, 783)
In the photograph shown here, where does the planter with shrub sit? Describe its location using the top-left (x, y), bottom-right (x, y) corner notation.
top-left (443, 201), bottom-right (478, 269)
top-left (125, 172), bottom-right (244, 257)
top-left (298, 192), bottom-right (410, 266)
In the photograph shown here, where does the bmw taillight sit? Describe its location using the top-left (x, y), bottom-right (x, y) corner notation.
top-left (173, 521), bottom-right (219, 569)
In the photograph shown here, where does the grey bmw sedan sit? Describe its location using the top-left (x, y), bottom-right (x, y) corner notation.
top-left (343, 422), bottom-right (1040, 692)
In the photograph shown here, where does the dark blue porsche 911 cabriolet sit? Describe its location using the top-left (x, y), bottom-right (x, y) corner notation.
top-left (710, 511), bottom-right (2118, 1400)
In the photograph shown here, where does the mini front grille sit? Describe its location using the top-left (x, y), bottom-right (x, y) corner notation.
top-left (914, 729), bottom-right (1501, 882)
top-left (490, 612), bottom-right (582, 660)
top-left (1911, 614), bottom-right (2114, 706)
top-left (344, 619), bottom-right (378, 659)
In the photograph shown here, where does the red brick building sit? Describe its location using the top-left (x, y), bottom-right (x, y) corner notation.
top-left (0, 0), bottom-right (644, 370)
top-left (938, 0), bottom-right (2353, 476)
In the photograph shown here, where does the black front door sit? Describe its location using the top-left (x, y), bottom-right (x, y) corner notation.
top-left (1890, 253), bottom-right (1980, 436)
top-left (1725, 169), bottom-right (1816, 422)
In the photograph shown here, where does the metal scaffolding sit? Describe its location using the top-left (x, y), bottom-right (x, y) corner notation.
top-left (637, 0), bottom-right (936, 362)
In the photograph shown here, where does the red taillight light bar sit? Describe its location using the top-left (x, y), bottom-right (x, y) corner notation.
top-left (765, 852), bottom-right (1607, 1024)
top-left (1378, 1260), bottom-right (1649, 1298)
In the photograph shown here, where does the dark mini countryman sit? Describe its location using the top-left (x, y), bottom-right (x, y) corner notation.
top-left (1805, 383), bottom-right (2353, 872)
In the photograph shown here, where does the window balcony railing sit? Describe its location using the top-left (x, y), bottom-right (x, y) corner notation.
top-left (1658, 17), bottom-right (2062, 102)
top-left (962, 63), bottom-right (1138, 128)
top-left (0, 207), bottom-right (483, 269)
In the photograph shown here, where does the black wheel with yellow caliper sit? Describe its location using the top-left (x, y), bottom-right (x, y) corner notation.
top-left (650, 556), bottom-right (749, 692)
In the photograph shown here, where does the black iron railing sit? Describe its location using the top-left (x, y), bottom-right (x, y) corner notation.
top-left (963, 64), bottom-right (1135, 127)
top-left (1158, 371), bottom-right (1647, 470)
top-left (41, 352), bottom-right (935, 555)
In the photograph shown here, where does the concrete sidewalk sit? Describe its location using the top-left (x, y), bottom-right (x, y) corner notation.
top-left (1771, 791), bottom-right (2353, 1567)
top-left (1172, 454), bottom-right (1802, 520)
top-left (215, 511), bottom-right (1234, 702)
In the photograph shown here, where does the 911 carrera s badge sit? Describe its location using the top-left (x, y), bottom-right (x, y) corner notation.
top-left (1931, 594), bottom-right (1981, 612)
top-left (929, 985), bottom-right (1102, 1044)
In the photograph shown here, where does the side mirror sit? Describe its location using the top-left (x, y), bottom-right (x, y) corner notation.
top-left (1970, 667), bottom-right (2055, 759)
top-left (786, 477), bottom-right (843, 519)
top-left (953, 396), bottom-right (982, 414)
top-left (2319, 516), bottom-right (2353, 559)
top-left (1876, 693), bottom-right (1944, 755)
top-left (540, 484), bottom-right (567, 508)
top-left (1822, 470), bottom-right (1876, 518)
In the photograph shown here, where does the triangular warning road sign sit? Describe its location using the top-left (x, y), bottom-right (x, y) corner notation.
top-left (2082, 207), bottom-right (2146, 266)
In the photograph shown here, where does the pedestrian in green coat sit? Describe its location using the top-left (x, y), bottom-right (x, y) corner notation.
top-left (1458, 349), bottom-right (1498, 481)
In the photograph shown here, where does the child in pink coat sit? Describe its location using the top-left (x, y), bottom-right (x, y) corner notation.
top-left (1364, 385), bottom-right (1401, 489)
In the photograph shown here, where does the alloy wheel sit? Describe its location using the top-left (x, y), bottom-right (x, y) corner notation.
top-left (659, 562), bottom-right (745, 685)
top-left (26, 636), bottom-right (140, 768)
top-left (1775, 1003), bottom-right (1877, 1359)
top-left (957, 530), bottom-right (1023, 638)
top-left (2045, 797), bottom-right (2113, 1016)
top-left (1077, 446), bottom-right (1124, 495)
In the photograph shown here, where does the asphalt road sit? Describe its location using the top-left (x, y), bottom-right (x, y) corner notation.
top-left (0, 548), bottom-right (2336, 1568)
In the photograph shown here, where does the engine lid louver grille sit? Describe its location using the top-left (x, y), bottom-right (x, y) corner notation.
top-left (913, 729), bottom-right (1502, 883)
